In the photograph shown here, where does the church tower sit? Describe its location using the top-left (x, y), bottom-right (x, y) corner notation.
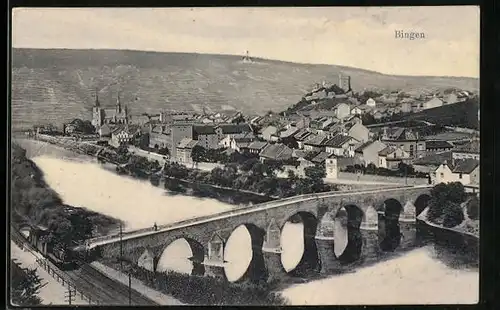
top-left (92, 88), bottom-right (103, 127)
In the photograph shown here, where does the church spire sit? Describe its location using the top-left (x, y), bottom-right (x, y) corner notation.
top-left (116, 92), bottom-right (122, 112)
top-left (94, 88), bottom-right (100, 107)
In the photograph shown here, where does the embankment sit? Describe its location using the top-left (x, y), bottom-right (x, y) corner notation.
top-left (161, 176), bottom-right (277, 205)
top-left (416, 218), bottom-right (479, 266)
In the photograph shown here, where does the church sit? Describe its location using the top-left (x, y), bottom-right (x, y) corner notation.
top-left (91, 90), bottom-right (130, 128)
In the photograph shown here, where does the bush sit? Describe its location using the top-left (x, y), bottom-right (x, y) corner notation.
top-left (10, 259), bottom-right (43, 306)
top-left (428, 182), bottom-right (467, 226)
top-left (442, 202), bottom-right (465, 228)
top-left (466, 196), bottom-right (479, 220)
top-left (103, 260), bottom-right (287, 305)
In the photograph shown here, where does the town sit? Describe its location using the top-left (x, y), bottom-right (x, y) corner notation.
top-left (30, 73), bottom-right (480, 192)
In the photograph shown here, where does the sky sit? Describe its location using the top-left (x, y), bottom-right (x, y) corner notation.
top-left (12, 7), bottom-right (480, 78)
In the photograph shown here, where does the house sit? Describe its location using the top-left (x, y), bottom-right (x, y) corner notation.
top-left (110, 128), bottom-right (130, 148)
top-left (64, 123), bottom-right (77, 135)
top-left (401, 102), bottom-right (412, 113)
top-left (347, 122), bottom-right (370, 143)
top-left (311, 151), bottom-right (334, 165)
top-left (244, 141), bottom-right (268, 154)
top-left (303, 134), bottom-right (330, 152)
top-left (293, 129), bottom-right (314, 149)
top-left (354, 140), bottom-right (387, 167)
top-left (279, 126), bottom-right (299, 139)
top-left (149, 132), bottom-right (171, 150)
top-left (332, 103), bottom-right (351, 119)
top-left (134, 114), bottom-right (151, 126)
top-left (219, 123), bottom-right (253, 137)
top-left (292, 149), bottom-right (309, 159)
top-left (170, 123), bottom-right (194, 159)
top-left (366, 98), bottom-right (376, 107)
top-left (423, 97), bottom-right (444, 110)
top-left (193, 125), bottom-right (220, 149)
top-left (98, 123), bottom-right (112, 137)
top-left (452, 139), bottom-right (480, 160)
top-left (176, 138), bottom-right (199, 164)
top-left (324, 134), bottom-right (359, 157)
top-left (350, 106), bottom-right (364, 115)
top-left (378, 146), bottom-right (411, 170)
top-left (412, 151), bottom-right (453, 174)
top-left (249, 115), bottom-right (262, 125)
top-left (373, 111), bottom-right (385, 121)
top-left (259, 125), bottom-right (279, 141)
top-left (381, 127), bottom-right (426, 159)
top-left (219, 132), bottom-right (255, 151)
top-left (433, 159), bottom-right (480, 185)
top-left (309, 117), bottom-right (334, 130)
top-left (259, 143), bottom-right (293, 162)
top-left (425, 140), bottom-right (454, 153)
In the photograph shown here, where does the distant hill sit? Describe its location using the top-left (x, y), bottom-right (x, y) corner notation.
top-left (11, 48), bottom-right (479, 130)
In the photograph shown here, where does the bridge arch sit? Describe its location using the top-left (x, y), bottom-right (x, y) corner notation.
top-left (379, 198), bottom-right (403, 252)
top-left (224, 223), bottom-right (267, 283)
top-left (281, 211), bottom-right (320, 276)
top-left (334, 204), bottom-right (364, 264)
top-left (414, 194), bottom-right (432, 217)
top-left (156, 237), bottom-right (205, 276)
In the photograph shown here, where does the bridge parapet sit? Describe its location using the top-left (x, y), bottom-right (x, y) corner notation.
top-left (86, 185), bottom-right (416, 248)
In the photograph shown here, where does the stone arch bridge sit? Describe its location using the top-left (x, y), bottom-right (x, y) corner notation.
top-left (87, 185), bottom-right (433, 282)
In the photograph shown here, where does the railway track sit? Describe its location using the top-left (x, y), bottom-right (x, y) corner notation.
top-left (10, 228), bottom-right (157, 306)
top-left (65, 265), bottom-right (157, 306)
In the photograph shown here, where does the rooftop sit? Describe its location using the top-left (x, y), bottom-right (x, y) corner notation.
top-left (325, 134), bottom-right (354, 148)
top-left (177, 138), bottom-right (198, 149)
top-left (260, 143), bottom-right (293, 160)
top-left (445, 158), bottom-right (480, 174)
top-left (413, 151), bottom-right (452, 166)
top-left (453, 139), bottom-right (480, 154)
top-left (304, 134), bottom-right (330, 147)
top-left (247, 141), bottom-right (268, 150)
top-left (426, 140), bottom-right (454, 149)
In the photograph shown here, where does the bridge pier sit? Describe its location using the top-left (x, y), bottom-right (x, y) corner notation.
top-left (399, 200), bottom-right (417, 250)
top-left (315, 237), bottom-right (341, 274)
top-left (359, 207), bottom-right (380, 265)
top-left (262, 248), bottom-right (287, 283)
top-left (203, 260), bottom-right (227, 280)
top-left (399, 220), bottom-right (417, 250)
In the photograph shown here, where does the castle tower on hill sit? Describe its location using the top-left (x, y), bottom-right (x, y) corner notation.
top-left (338, 73), bottom-right (352, 93)
top-left (91, 88), bottom-right (129, 128)
top-left (243, 50), bottom-right (253, 63)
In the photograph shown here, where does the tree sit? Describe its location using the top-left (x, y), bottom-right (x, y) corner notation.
top-left (305, 165), bottom-right (326, 181)
top-left (241, 158), bottom-right (259, 172)
top-left (191, 145), bottom-right (206, 163)
top-left (11, 259), bottom-right (44, 306)
top-left (442, 202), bottom-right (465, 228)
top-left (428, 182), bottom-right (467, 224)
top-left (466, 196), bottom-right (479, 220)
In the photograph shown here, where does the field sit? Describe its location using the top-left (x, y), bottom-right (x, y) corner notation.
top-left (11, 48), bottom-right (479, 130)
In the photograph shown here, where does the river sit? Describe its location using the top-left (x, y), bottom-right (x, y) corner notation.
top-left (24, 141), bottom-right (478, 305)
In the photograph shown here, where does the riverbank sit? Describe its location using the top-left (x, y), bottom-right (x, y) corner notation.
top-left (11, 142), bottom-right (122, 239)
top-left (100, 257), bottom-right (287, 306)
top-left (416, 217), bottom-right (479, 267)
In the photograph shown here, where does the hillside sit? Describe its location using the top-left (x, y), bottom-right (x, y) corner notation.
top-left (398, 98), bottom-right (479, 130)
top-left (11, 48), bottom-right (479, 130)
